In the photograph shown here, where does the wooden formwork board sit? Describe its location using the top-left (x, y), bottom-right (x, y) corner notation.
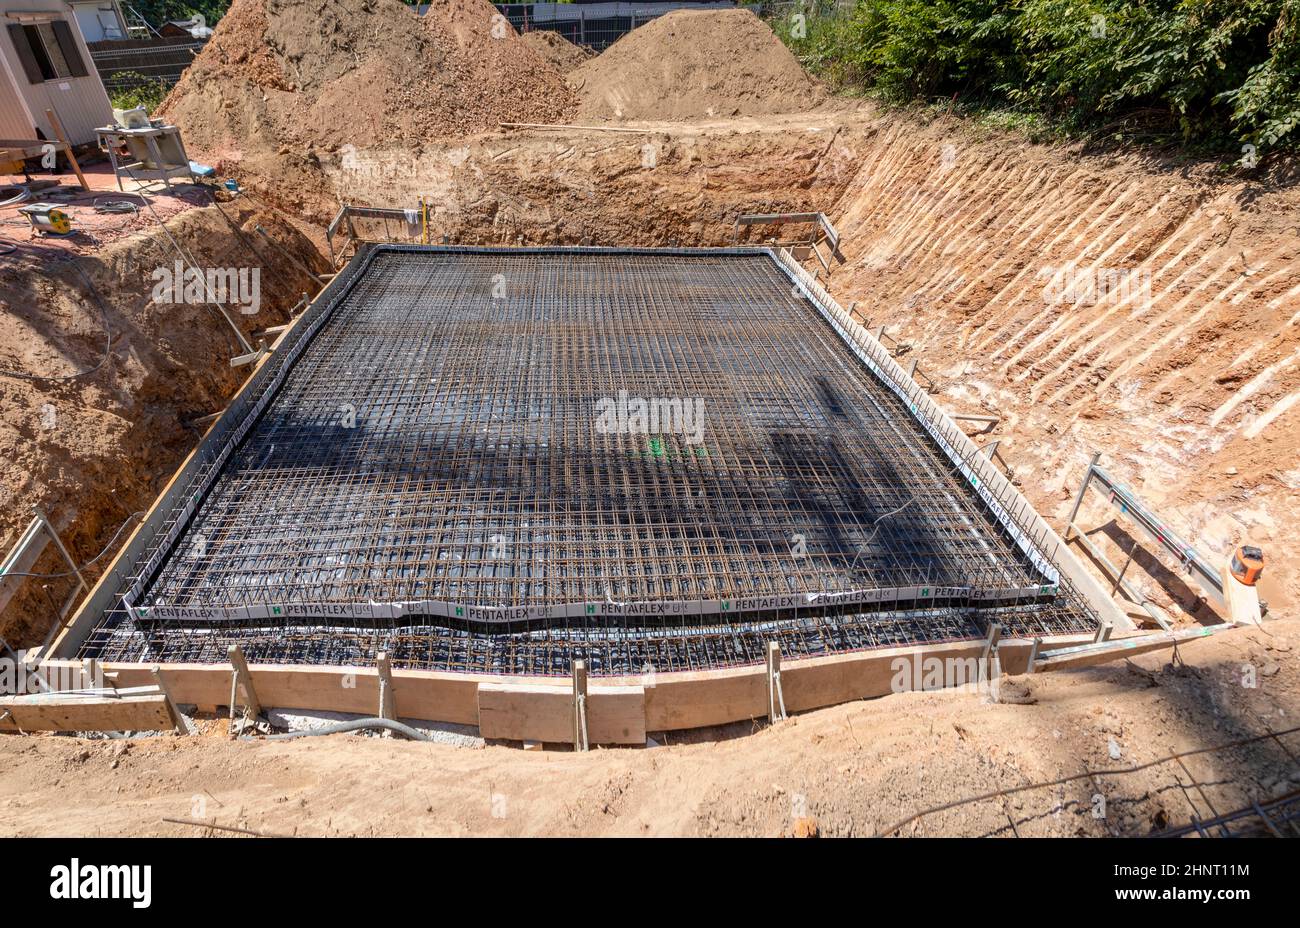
top-left (32, 628), bottom-right (1186, 744)
top-left (478, 683), bottom-right (646, 745)
top-left (0, 692), bottom-right (172, 733)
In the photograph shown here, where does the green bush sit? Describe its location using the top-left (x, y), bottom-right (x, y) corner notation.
top-left (772, 0), bottom-right (1300, 157)
top-left (108, 74), bottom-right (171, 115)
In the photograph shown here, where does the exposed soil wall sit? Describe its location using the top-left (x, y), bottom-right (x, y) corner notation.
top-left (818, 112), bottom-right (1300, 620)
top-left (326, 113), bottom-right (867, 245)
top-left (0, 202), bottom-right (327, 646)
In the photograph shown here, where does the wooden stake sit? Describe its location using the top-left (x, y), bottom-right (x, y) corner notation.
top-left (377, 651), bottom-right (395, 722)
top-left (227, 645), bottom-right (260, 717)
top-left (44, 108), bottom-right (88, 191)
top-left (766, 642), bottom-right (786, 722)
top-left (980, 622), bottom-right (1002, 681)
top-left (572, 658), bottom-right (588, 751)
top-left (151, 665), bottom-right (187, 734)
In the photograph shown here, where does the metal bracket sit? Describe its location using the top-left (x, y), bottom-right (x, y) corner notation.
top-left (1025, 637), bottom-right (1042, 675)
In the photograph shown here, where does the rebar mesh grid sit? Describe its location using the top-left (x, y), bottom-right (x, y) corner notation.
top-left (78, 247), bottom-right (1098, 674)
top-left (84, 600), bottom-right (1090, 675)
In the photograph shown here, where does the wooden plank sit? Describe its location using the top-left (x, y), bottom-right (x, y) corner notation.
top-left (643, 664), bottom-right (767, 731)
top-left (477, 683), bottom-right (567, 742)
top-left (0, 693), bottom-right (172, 732)
top-left (39, 661), bottom-right (482, 725)
top-left (642, 635), bottom-right (1089, 729)
top-left (478, 682), bottom-right (645, 745)
top-left (1033, 626), bottom-right (1233, 673)
top-left (499, 122), bottom-right (656, 134)
top-left (1221, 562), bottom-right (1262, 625)
top-left (0, 139), bottom-right (70, 159)
top-left (43, 109), bottom-right (87, 190)
top-left (782, 641), bottom-right (990, 712)
top-left (28, 632), bottom-right (1105, 739)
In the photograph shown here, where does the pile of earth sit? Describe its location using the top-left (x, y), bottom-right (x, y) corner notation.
top-left (158, 0), bottom-right (576, 213)
top-left (520, 29), bottom-right (592, 72)
top-left (567, 9), bottom-right (826, 121)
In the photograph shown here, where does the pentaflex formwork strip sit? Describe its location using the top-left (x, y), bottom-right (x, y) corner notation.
top-left (55, 246), bottom-right (1121, 671)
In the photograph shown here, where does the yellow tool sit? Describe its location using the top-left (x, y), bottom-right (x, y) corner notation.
top-left (18, 202), bottom-right (72, 235)
top-left (1229, 545), bottom-right (1264, 586)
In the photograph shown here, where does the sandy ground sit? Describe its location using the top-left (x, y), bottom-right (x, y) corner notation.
top-left (0, 618), bottom-right (1295, 837)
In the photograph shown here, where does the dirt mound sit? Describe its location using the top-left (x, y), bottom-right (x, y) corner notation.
top-left (158, 0), bottom-right (575, 214)
top-left (568, 9), bottom-right (825, 121)
top-left (520, 29), bottom-right (591, 72)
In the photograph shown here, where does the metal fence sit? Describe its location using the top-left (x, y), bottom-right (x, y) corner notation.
top-left (491, 1), bottom-right (736, 51)
top-left (89, 39), bottom-right (206, 92)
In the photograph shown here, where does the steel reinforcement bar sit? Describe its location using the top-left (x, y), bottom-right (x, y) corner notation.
top-left (53, 246), bottom-right (1126, 676)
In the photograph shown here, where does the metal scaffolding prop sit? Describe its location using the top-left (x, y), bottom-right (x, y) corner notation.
top-left (1064, 452), bottom-right (1248, 626)
top-left (68, 246), bottom-right (1105, 675)
top-left (0, 509), bottom-right (87, 626)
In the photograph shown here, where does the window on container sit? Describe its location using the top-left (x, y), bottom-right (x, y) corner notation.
top-left (21, 25), bottom-right (58, 80)
top-left (9, 19), bottom-right (88, 83)
top-left (32, 24), bottom-right (72, 78)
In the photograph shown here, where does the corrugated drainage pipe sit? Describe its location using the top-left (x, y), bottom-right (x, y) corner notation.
top-left (241, 717), bottom-right (433, 742)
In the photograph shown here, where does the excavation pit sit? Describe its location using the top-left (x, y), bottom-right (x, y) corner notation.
top-left (70, 246), bottom-right (1102, 676)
